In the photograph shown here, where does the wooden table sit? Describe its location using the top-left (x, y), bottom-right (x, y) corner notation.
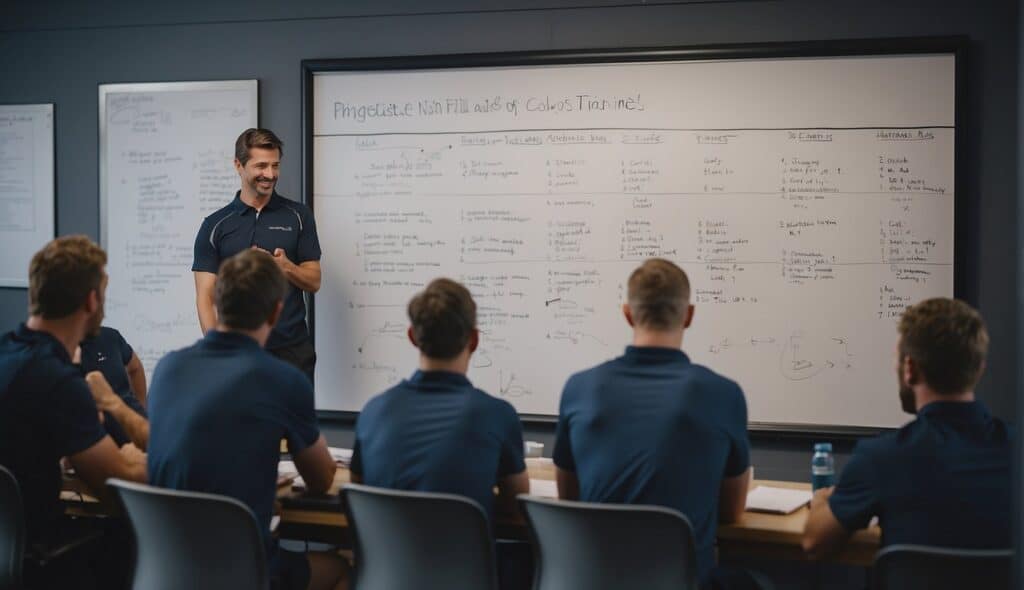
top-left (275, 459), bottom-right (881, 566)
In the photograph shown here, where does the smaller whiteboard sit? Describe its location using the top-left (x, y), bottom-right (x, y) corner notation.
top-left (100, 81), bottom-right (257, 374)
top-left (0, 104), bottom-right (55, 287)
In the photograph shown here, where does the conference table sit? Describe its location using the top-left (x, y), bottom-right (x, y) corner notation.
top-left (275, 458), bottom-right (881, 567)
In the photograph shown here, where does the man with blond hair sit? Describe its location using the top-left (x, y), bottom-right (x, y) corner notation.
top-left (803, 298), bottom-right (1011, 558)
top-left (553, 258), bottom-right (753, 589)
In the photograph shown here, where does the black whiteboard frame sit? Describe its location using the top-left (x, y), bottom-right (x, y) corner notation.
top-left (303, 36), bottom-right (968, 438)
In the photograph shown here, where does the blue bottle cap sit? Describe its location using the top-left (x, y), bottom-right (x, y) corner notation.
top-left (814, 442), bottom-right (832, 452)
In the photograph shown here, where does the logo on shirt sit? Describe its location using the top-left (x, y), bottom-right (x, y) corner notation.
top-left (96, 353), bottom-right (108, 363)
top-left (268, 225), bottom-right (294, 232)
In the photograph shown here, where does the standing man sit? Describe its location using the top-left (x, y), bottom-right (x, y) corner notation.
top-left (552, 259), bottom-right (754, 589)
top-left (803, 298), bottom-right (1011, 558)
top-left (193, 128), bottom-right (322, 383)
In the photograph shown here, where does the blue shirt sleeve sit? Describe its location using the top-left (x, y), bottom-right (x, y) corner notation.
top-left (552, 381), bottom-right (576, 472)
top-left (496, 401), bottom-right (526, 478)
top-left (49, 374), bottom-right (108, 457)
top-left (723, 383), bottom-right (751, 478)
top-left (828, 445), bottom-right (880, 532)
top-left (113, 329), bottom-right (133, 363)
top-left (192, 216), bottom-right (221, 273)
top-left (295, 208), bottom-right (322, 263)
top-left (281, 373), bottom-right (321, 455)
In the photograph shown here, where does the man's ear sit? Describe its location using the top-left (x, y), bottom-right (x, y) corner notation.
top-left (234, 158), bottom-right (244, 175)
top-left (407, 326), bottom-right (418, 348)
top-left (267, 300), bottom-right (284, 329)
top-left (903, 356), bottom-right (919, 386)
top-left (683, 304), bottom-right (695, 329)
top-left (622, 303), bottom-right (635, 328)
top-left (84, 289), bottom-right (100, 315)
top-left (467, 329), bottom-right (479, 354)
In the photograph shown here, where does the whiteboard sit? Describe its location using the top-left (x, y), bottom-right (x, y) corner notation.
top-left (100, 80), bottom-right (257, 374)
top-left (0, 104), bottom-right (54, 288)
top-left (309, 49), bottom-right (957, 430)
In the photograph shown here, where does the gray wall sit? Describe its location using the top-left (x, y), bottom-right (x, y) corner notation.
top-left (2, 0), bottom-right (1018, 482)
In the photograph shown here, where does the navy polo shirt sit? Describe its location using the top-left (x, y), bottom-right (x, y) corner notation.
top-left (553, 346), bottom-right (750, 583)
top-left (193, 192), bottom-right (321, 349)
top-left (350, 370), bottom-right (526, 518)
top-left (0, 324), bottom-right (107, 544)
top-left (146, 330), bottom-right (321, 558)
top-left (829, 401), bottom-right (1012, 548)
top-left (80, 326), bottom-right (146, 417)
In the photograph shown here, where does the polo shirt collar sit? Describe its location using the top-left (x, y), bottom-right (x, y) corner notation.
top-left (231, 191), bottom-right (284, 215)
top-left (203, 329), bottom-right (263, 352)
top-left (14, 323), bottom-right (72, 363)
top-left (623, 345), bottom-right (689, 365)
top-left (408, 369), bottom-right (472, 387)
top-left (918, 400), bottom-right (990, 424)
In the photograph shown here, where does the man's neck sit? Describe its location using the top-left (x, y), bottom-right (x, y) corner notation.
top-left (214, 324), bottom-right (269, 348)
top-left (418, 355), bottom-right (469, 375)
top-left (239, 188), bottom-right (271, 212)
top-left (25, 315), bottom-right (82, 358)
top-left (917, 387), bottom-right (976, 411)
top-left (632, 328), bottom-right (684, 350)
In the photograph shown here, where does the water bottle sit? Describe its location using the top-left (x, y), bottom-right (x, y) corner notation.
top-left (811, 442), bottom-right (835, 491)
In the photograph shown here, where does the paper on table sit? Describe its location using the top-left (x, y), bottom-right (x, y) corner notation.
top-left (528, 479), bottom-right (559, 499)
top-left (745, 486), bottom-right (812, 514)
top-left (279, 460), bottom-right (297, 476)
top-left (329, 447), bottom-right (353, 465)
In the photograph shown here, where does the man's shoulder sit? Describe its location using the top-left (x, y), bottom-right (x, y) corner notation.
top-left (274, 194), bottom-right (313, 215)
top-left (199, 201), bottom-right (240, 226)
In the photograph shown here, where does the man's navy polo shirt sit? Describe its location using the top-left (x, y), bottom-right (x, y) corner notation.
top-left (192, 192), bottom-right (321, 349)
top-left (80, 326), bottom-right (146, 417)
top-left (350, 370), bottom-right (526, 518)
top-left (146, 330), bottom-right (321, 558)
top-left (0, 324), bottom-right (107, 544)
top-left (829, 400), bottom-right (1012, 548)
top-left (553, 346), bottom-right (750, 583)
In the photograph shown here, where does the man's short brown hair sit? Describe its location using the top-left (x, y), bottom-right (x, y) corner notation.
top-left (215, 249), bottom-right (288, 331)
top-left (235, 128), bottom-right (283, 166)
top-left (29, 235), bottom-right (107, 319)
top-left (898, 297), bottom-right (988, 395)
top-left (627, 258), bottom-right (691, 331)
top-left (407, 278), bottom-right (476, 360)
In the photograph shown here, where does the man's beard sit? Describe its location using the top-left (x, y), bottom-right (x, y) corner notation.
top-left (86, 304), bottom-right (104, 338)
top-left (898, 383), bottom-right (917, 415)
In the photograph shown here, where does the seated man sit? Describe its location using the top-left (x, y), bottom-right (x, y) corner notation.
top-left (77, 326), bottom-right (149, 448)
top-left (553, 259), bottom-right (751, 589)
top-left (146, 249), bottom-right (347, 590)
top-left (350, 277), bottom-right (529, 518)
top-left (803, 297), bottom-right (1011, 557)
top-left (0, 235), bottom-right (147, 588)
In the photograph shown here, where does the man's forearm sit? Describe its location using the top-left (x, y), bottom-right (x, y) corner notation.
top-left (106, 399), bottom-right (150, 450)
top-left (283, 263), bottom-right (321, 293)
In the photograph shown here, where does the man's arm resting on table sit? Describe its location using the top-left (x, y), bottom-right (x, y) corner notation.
top-left (193, 271), bottom-right (217, 334)
top-left (125, 352), bottom-right (147, 406)
top-left (292, 435), bottom-right (336, 494)
top-left (802, 487), bottom-right (852, 559)
top-left (495, 469), bottom-right (529, 515)
top-left (556, 467), bottom-right (580, 501)
top-left (718, 467), bottom-right (751, 524)
top-left (69, 437), bottom-right (147, 503)
top-left (87, 372), bottom-right (149, 450)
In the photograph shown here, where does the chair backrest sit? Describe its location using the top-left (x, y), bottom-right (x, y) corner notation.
top-left (342, 483), bottom-right (498, 590)
top-left (0, 466), bottom-right (24, 590)
top-left (519, 495), bottom-right (699, 590)
top-left (108, 479), bottom-right (269, 590)
top-left (873, 544), bottom-right (1013, 590)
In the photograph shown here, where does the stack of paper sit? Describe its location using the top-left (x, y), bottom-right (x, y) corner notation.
top-left (745, 486), bottom-right (812, 514)
top-left (329, 447), bottom-right (353, 466)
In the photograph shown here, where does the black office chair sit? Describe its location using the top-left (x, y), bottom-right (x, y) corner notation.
top-left (519, 495), bottom-right (699, 590)
top-left (873, 544), bottom-right (1013, 590)
top-left (0, 466), bottom-right (24, 590)
top-left (108, 479), bottom-right (269, 590)
top-left (342, 483), bottom-right (498, 590)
